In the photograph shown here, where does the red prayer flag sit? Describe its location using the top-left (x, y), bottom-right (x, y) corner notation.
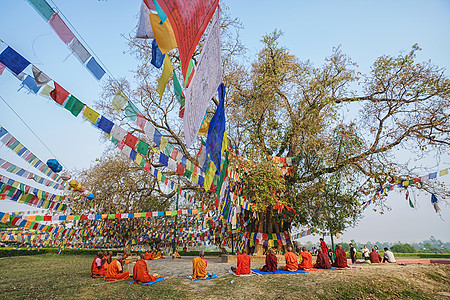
top-left (156, 0), bottom-right (219, 78)
top-left (124, 133), bottom-right (138, 148)
top-left (50, 82), bottom-right (70, 105)
top-left (49, 13), bottom-right (75, 45)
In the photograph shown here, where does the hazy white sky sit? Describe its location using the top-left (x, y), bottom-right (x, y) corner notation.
top-left (0, 0), bottom-right (449, 243)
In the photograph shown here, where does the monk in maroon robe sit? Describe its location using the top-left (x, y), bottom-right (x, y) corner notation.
top-left (332, 244), bottom-right (349, 268)
top-left (260, 248), bottom-right (277, 272)
top-left (314, 248), bottom-right (332, 269)
top-left (369, 248), bottom-right (382, 263)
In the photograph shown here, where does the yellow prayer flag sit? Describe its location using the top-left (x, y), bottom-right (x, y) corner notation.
top-left (157, 171), bottom-right (162, 181)
top-left (0, 213), bottom-right (10, 223)
top-left (28, 216), bottom-right (36, 222)
top-left (12, 144), bottom-right (23, 154)
top-left (112, 90), bottom-right (129, 112)
top-left (439, 168), bottom-right (448, 176)
top-left (25, 221), bottom-right (32, 228)
top-left (402, 181), bottom-right (409, 187)
top-left (191, 173), bottom-right (199, 184)
top-left (101, 214), bottom-right (108, 219)
top-left (83, 106), bottom-right (100, 124)
top-left (198, 117), bottom-right (210, 136)
top-left (156, 56), bottom-right (173, 98)
top-left (165, 211), bottom-right (171, 216)
top-left (40, 84), bottom-right (53, 98)
top-left (160, 136), bottom-right (169, 153)
top-left (268, 239), bottom-right (274, 247)
top-left (135, 153), bottom-right (143, 165)
top-left (11, 181), bottom-right (19, 188)
top-left (221, 131), bottom-right (228, 154)
top-left (150, 14), bottom-right (177, 54)
top-left (204, 160), bottom-right (217, 191)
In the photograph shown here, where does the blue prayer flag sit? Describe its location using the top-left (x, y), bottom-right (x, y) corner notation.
top-left (22, 75), bottom-right (40, 94)
top-left (0, 46), bottom-right (30, 75)
top-left (96, 116), bottom-right (114, 134)
top-left (86, 57), bottom-right (105, 80)
top-left (151, 39), bottom-right (165, 68)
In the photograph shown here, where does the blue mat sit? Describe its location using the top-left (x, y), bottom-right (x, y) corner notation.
top-left (129, 277), bottom-right (166, 285)
top-left (186, 273), bottom-right (217, 281)
top-left (251, 269), bottom-right (308, 275)
top-left (91, 275), bottom-right (105, 278)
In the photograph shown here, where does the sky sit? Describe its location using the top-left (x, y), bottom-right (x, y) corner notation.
top-left (0, 0), bottom-right (449, 244)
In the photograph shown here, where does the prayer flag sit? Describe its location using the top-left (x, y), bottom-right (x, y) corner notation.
top-left (136, 2), bottom-right (154, 39)
top-left (63, 95), bottom-right (84, 117)
top-left (112, 90), bottom-right (129, 112)
top-left (0, 63), bottom-right (5, 75)
top-left (124, 133), bottom-right (138, 149)
top-left (156, 55), bottom-right (173, 98)
top-left (96, 116), bottom-right (114, 134)
top-left (26, 0), bottom-right (55, 21)
top-left (183, 11), bottom-right (222, 147)
top-left (111, 125), bottom-right (127, 142)
top-left (144, 0), bottom-right (156, 10)
top-left (49, 13), bottom-right (75, 45)
top-left (69, 38), bottom-right (91, 63)
top-left (136, 113), bottom-right (147, 130)
top-left (156, 0), bottom-right (219, 78)
top-left (204, 158), bottom-right (216, 191)
top-left (149, 14), bottom-right (177, 54)
top-left (153, 0), bottom-right (167, 23)
top-left (21, 75), bottom-right (40, 94)
top-left (205, 83), bottom-right (226, 173)
top-left (32, 65), bottom-right (51, 87)
top-left (439, 168), bottom-right (448, 176)
top-left (151, 39), bottom-right (165, 68)
top-left (82, 106), bottom-right (100, 124)
top-left (0, 46), bottom-right (30, 76)
top-left (86, 57), bottom-right (106, 80)
top-left (40, 84), bottom-right (53, 98)
top-left (125, 101), bottom-right (140, 121)
top-left (137, 140), bottom-right (149, 156)
top-left (172, 71), bottom-right (185, 106)
top-left (50, 82), bottom-right (70, 105)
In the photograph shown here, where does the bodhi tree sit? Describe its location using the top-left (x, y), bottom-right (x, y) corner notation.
top-left (227, 30), bottom-right (449, 254)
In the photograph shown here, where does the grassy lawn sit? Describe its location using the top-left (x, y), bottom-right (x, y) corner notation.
top-left (0, 254), bottom-right (449, 299)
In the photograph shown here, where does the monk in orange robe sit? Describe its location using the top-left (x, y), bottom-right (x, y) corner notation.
top-left (173, 250), bottom-right (181, 259)
top-left (152, 249), bottom-right (164, 260)
top-left (233, 249), bottom-right (251, 275)
top-left (280, 246), bottom-right (298, 271)
top-left (104, 255), bottom-right (130, 281)
top-left (133, 253), bottom-right (157, 283)
top-left (90, 251), bottom-right (106, 277)
top-left (332, 244), bottom-right (349, 268)
top-left (261, 248), bottom-right (278, 272)
top-left (314, 248), bottom-right (332, 269)
top-left (102, 251), bottom-right (112, 271)
top-left (298, 247), bottom-right (313, 270)
top-left (192, 250), bottom-right (208, 280)
top-left (145, 250), bottom-right (153, 260)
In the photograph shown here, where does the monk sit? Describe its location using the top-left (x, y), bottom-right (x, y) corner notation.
top-left (192, 250), bottom-right (208, 280)
top-left (104, 255), bottom-right (130, 281)
top-left (145, 250), bottom-right (153, 260)
top-left (133, 253), bottom-right (157, 283)
top-left (232, 249), bottom-right (251, 275)
top-left (173, 250), bottom-right (181, 259)
top-left (280, 246), bottom-right (298, 271)
top-left (298, 247), bottom-right (313, 270)
top-left (90, 251), bottom-right (106, 277)
top-left (369, 248), bottom-right (382, 263)
top-left (314, 248), bottom-right (332, 269)
top-left (320, 238), bottom-right (328, 256)
top-left (261, 248), bottom-right (278, 272)
top-left (332, 244), bottom-right (349, 268)
top-left (152, 249), bottom-right (164, 260)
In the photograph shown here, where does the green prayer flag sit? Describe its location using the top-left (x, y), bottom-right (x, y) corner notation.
top-left (171, 210), bottom-right (177, 216)
top-left (108, 214), bottom-right (115, 219)
top-left (74, 215), bottom-right (81, 220)
top-left (140, 212), bottom-right (146, 217)
top-left (27, 0), bottom-right (55, 21)
top-left (172, 71), bottom-right (185, 106)
top-left (139, 158), bottom-right (146, 168)
top-left (184, 169), bottom-right (192, 179)
top-left (35, 216), bottom-right (44, 221)
top-left (125, 101), bottom-right (139, 121)
top-left (164, 143), bottom-right (173, 157)
top-left (136, 140), bottom-right (149, 156)
top-left (111, 137), bottom-right (119, 146)
top-left (64, 95), bottom-right (85, 117)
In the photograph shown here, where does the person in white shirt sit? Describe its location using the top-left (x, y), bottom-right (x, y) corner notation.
top-left (383, 247), bottom-right (396, 263)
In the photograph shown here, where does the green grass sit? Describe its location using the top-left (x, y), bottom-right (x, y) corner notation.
top-left (0, 254), bottom-right (449, 299)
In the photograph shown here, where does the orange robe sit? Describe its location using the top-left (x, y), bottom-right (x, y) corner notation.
top-left (281, 252), bottom-right (298, 271)
top-left (152, 251), bottom-right (163, 260)
top-left (145, 251), bottom-right (152, 260)
top-left (235, 253), bottom-right (251, 275)
top-left (332, 248), bottom-right (348, 268)
top-left (133, 259), bottom-right (156, 283)
top-left (90, 257), bottom-right (106, 277)
top-left (104, 260), bottom-right (130, 281)
top-left (298, 251), bottom-right (313, 270)
top-left (192, 256), bottom-right (207, 279)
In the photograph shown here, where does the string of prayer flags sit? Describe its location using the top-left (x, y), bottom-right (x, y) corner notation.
top-left (150, 14), bottom-right (177, 54)
top-left (0, 46), bottom-right (30, 76)
top-left (136, 2), bottom-right (155, 39)
top-left (50, 82), bottom-right (70, 105)
top-left (69, 38), bottom-right (91, 64)
top-left (183, 10), bottom-right (222, 147)
top-left (31, 65), bottom-right (51, 87)
top-left (156, 0), bottom-right (219, 79)
top-left (156, 56), bottom-right (173, 98)
top-left (26, 0), bottom-right (55, 21)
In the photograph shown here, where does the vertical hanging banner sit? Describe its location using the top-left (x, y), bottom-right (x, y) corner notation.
top-left (155, 0), bottom-right (219, 79)
top-left (183, 10), bottom-right (222, 147)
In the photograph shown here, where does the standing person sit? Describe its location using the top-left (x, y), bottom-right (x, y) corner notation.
top-left (383, 247), bottom-right (396, 263)
top-left (260, 248), bottom-right (278, 272)
top-left (328, 246), bottom-right (334, 264)
top-left (192, 250), bottom-right (208, 280)
top-left (320, 238), bottom-right (328, 256)
top-left (362, 245), bottom-right (370, 261)
top-left (349, 243), bottom-right (357, 264)
top-left (280, 246), bottom-right (298, 271)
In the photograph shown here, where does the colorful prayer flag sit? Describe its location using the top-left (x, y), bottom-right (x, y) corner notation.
top-left (149, 14), bottom-right (177, 54)
top-left (49, 13), bottom-right (75, 45)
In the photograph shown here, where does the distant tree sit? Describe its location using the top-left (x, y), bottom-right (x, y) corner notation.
top-left (341, 242), bottom-right (350, 252)
top-left (391, 243), bottom-right (417, 253)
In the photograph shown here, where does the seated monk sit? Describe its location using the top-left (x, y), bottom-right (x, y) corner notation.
top-left (314, 248), bottom-right (332, 269)
top-left (133, 253), bottom-right (158, 283)
top-left (261, 248), bottom-right (277, 272)
top-left (90, 251), bottom-right (106, 277)
top-left (332, 244), bottom-right (349, 268)
top-left (280, 246), bottom-right (298, 271)
top-left (298, 247), bottom-right (313, 270)
top-left (192, 250), bottom-right (208, 280)
top-left (122, 252), bottom-right (132, 264)
top-left (232, 249), bottom-right (251, 275)
top-left (104, 255), bottom-right (130, 281)
top-left (145, 250), bottom-right (153, 260)
top-left (369, 248), bottom-right (382, 263)
top-left (152, 249), bottom-right (164, 260)
top-left (173, 250), bottom-right (181, 259)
